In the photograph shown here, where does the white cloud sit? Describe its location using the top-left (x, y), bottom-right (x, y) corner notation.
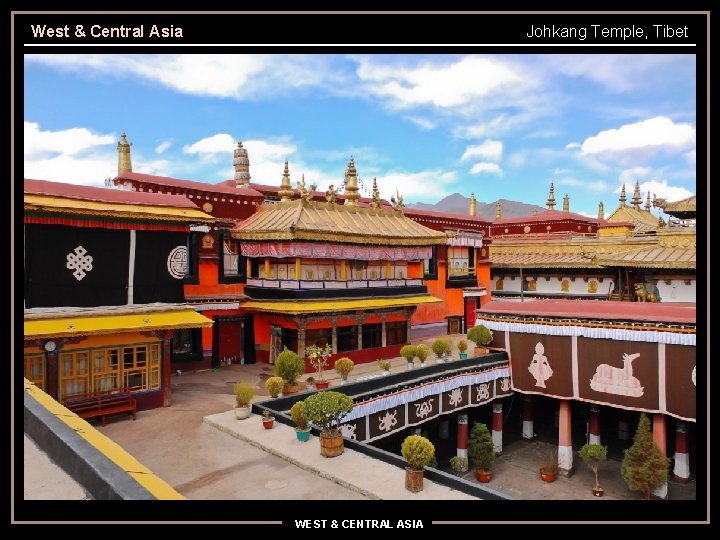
top-left (461, 140), bottom-right (503, 162)
top-left (621, 179), bottom-right (694, 203)
top-left (25, 54), bottom-right (347, 100)
top-left (155, 141), bottom-right (172, 154)
top-left (183, 133), bottom-right (236, 155)
top-left (405, 116), bottom-right (436, 131)
top-left (555, 177), bottom-right (609, 192)
top-left (507, 152), bottom-right (526, 168)
top-left (550, 167), bottom-right (573, 175)
top-left (469, 162), bottom-right (502, 175)
top-left (579, 116), bottom-right (695, 162)
top-left (684, 150), bottom-right (696, 164)
top-left (619, 166), bottom-right (653, 185)
top-left (565, 142), bottom-right (581, 149)
top-left (375, 169), bottom-right (458, 202)
top-left (356, 56), bottom-right (524, 109)
top-left (24, 121), bottom-right (115, 159)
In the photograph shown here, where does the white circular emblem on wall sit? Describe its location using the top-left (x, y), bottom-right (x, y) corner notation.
top-left (167, 246), bottom-right (188, 279)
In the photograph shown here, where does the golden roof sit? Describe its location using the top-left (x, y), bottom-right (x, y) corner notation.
top-left (242, 295), bottom-right (442, 315)
top-left (232, 198), bottom-right (448, 246)
top-left (655, 195), bottom-right (696, 215)
top-left (490, 251), bottom-right (598, 268)
top-left (604, 206), bottom-right (659, 232)
top-left (595, 245), bottom-right (696, 269)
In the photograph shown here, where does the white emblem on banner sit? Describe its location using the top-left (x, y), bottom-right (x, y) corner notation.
top-left (378, 410), bottom-right (398, 432)
top-left (448, 387), bottom-right (463, 407)
top-left (500, 377), bottom-right (512, 392)
top-left (590, 352), bottom-right (644, 397)
top-left (414, 398), bottom-right (435, 419)
top-left (528, 342), bottom-right (554, 388)
top-left (691, 365), bottom-right (696, 387)
top-left (476, 383), bottom-right (490, 401)
top-left (66, 246), bottom-right (94, 281)
top-left (341, 424), bottom-right (357, 440)
top-left (167, 246), bottom-right (188, 279)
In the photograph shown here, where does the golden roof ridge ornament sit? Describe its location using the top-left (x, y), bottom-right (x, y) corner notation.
top-left (546, 182), bottom-right (556, 210)
top-left (325, 184), bottom-right (337, 204)
top-left (619, 184), bottom-right (627, 208)
top-left (631, 180), bottom-right (642, 208)
top-left (598, 201), bottom-right (604, 220)
top-left (369, 177), bottom-right (381, 208)
top-left (233, 141), bottom-right (251, 187)
top-left (343, 155), bottom-right (360, 206)
top-left (117, 132), bottom-right (133, 175)
top-left (563, 194), bottom-right (570, 213)
top-left (644, 191), bottom-right (652, 211)
top-left (297, 174), bottom-right (316, 202)
top-left (469, 193), bottom-right (476, 216)
top-left (495, 200), bottom-right (502, 220)
top-left (278, 160), bottom-right (293, 202)
top-left (390, 189), bottom-right (404, 212)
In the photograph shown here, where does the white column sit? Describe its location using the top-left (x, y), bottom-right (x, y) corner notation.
top-left (492, 402), bottom-right (503, 455)
top-left (522, 395), bottom-right (534, 440)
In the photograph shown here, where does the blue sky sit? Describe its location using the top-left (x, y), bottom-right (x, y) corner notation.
top-left (23, 54), bottom-right (696, 217)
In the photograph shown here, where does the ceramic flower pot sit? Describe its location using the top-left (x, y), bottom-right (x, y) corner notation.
top-left (295, 428), bottom-right (311, 442)
top-left (262, 417), bottom-right (275, 429)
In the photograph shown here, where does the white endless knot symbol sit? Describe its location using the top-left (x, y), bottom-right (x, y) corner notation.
top-left (66, 246), bottom-right (93, 281)
top-left (500, 378), bottom-right (512, 392)
top-left (476, 383), bottom-right (490, 401)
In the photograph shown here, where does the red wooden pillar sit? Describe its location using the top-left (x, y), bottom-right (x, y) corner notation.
top-left (492, 402), bottom-right (503, 455)
top-left (522, 395), bottom-right (533, 440)
top-left (673, 421), bottom-right (690, 481)
top-left (162, 330), bottom-right (173, 407)
top-left (457, 413), bottom-right (469, 459)
top-left (589, 405), bottom-right (601, 445)
top-left (652, 414), bottom-right (668, 498)
top-left (558, 400), bottom-right (573, 475)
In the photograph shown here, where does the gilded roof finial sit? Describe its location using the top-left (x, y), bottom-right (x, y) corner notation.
top-left (297, 174), bottom-right (316, 202)
top-left (234, 141), bottom-right (251, 186)
top-left (563, 194), bottom-right (570, 213)
top-left (325, 184), bottom-right (337, 204)
top-left (369, 177), bottom-right (381, 208)
top-left (546, 182), bottom-right (556, 210)
top-left (619, 184), bottom-right (627, 208)
top-left (644, 191), bottom-right (652, 211)
top-left (117, 132), bottom-right (133, 175)
top-left (469, 193), bottom-right (477, 216)
top-left (343, 155), bottom-right (360, 206)
top-left (390, 189), bottom-right (404, 212)
top-left (495, 201), bottom-right (502, 220)
top-left (658, 215), bottom-right (666, 228)
top-left (278, 160), bottom-right (293, 202)
top-left (631, 180), bottom-right (642, 208)
top-left (598, 202), bottom-right (604, 221)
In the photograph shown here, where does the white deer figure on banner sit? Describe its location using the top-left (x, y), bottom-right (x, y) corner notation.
top-left (590, 352), bottom-right (644, 397)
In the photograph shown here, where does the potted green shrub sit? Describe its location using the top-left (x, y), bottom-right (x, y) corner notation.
top-left (431, 338), bottom-right (448, 363)
top-left (275, 347), bottom-right (306, 394)
top-left (401, 434), bottom-right (435, 492)
top-left (468, 422), bottom-right (496, 483)
top-left (415, 343), bottom-right (430, 367)
top-left (539, 448), bottom-right (558, 482)
top-left (378, 360), bottom-right (392, 376)
top-left (467, 324), bottom-right (493, 356)
top-left (334, 357), bottom-right (355, 384)
top-left (233, 381), bottom-right (255, 420)
top-left (450, 455), bottom-right (469, 475)
top-left (290, 400), bottom-right (311, 442)
top-left (305, 344), bottom-right (333, 389)
top-left (400, 344), bottom-right (417, 370)
top-left (621, 413), bottom-right (669, 499)
top-left (457, 339), bottom-right (469, 360)
top-left (261, 408), bottom-right (275, 429)
top-left (579, 443), bottom-right (608, 496)
top-left (265, 376), bottom-right (284, 398)
top-left (303, 391), bottom-right (354, 458)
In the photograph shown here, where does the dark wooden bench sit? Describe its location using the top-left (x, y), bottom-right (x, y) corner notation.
top-left (63, 388), bottom-right (137, 426)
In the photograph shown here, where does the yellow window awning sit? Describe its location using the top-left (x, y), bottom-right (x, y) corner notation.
top-left (242, 295), bottom-right (442, 315)
top-left (24, 309), bottom-right (213, 339)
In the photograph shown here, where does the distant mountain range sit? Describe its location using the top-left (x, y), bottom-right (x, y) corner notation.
top-left (407, 193), bottom-right (545, 220)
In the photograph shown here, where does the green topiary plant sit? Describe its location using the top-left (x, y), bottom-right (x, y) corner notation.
top-left (467, 325), bottom-right (493, 347)
top-left (233, 382), bottom-right (256, 408)
top-left (302, 391), bottom-right (354, 437)
top-left (579, 443), bottom-right (608, 492)
top-left (334, 357), bottom-right (355, 380)
top-left (378, 360), bottom-right (391, 372)
top-left (621, 413), bottom-right (669, 499)
top-left (290, 400), bottom-right (309, 430)
top-left (431, 338), bottom-right (448, 358)
top-left (415, 343), bottom-right (430, 364)
top-left (274, 347), bottom-right (306, 384)
top-left (457, 339), bottom-right (469, 353)
top-left (450, 456), bottom-right (469, 474)
top-left (401, 435), bottom-right (435, 470)
top-left (399, 345), bottom-right (417, 364)
top-left (468, 422), bottom-right (496, 472)
top-left (265, 376), bottom-right (284, 398)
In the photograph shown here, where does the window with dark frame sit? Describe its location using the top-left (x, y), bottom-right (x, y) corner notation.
top-left (361, 323), bottom-right (382, 349)
top-left (336, 325), bottom-right (358, 352)
top-left (423, 246), bottom-right (438, 280)
top-left (218, 230), bottom-right (246, 283)
top-left (385, 321), bottom-right (408, 346)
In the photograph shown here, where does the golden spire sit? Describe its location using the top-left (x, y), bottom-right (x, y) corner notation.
top-left (495, 201), bottom-right (502, 220)
top-left (117, 132), bottom-right (132, 175)
top-left (546, 182), bottom-right (556, 210)
top-left (468, 193), bottom-right (477, 216)
top-left (233, 141), bottom-right (251, 186)
top-left (619, 184), bottom-right (627, 208)
top-left (598, 202), bottom-right (604, 221)
top-left (562, 194), bottom-right (570, 213)
top-left (631, 181), bottom-right (642, 208)
top-left (278, 160), bottom-right (293, 202)
top-left (343, 156), bottom-right (360, 206)
top-left (369, 177), bottom-right (381, 208)
top-left (644, 191), bottom-right (652, 211)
